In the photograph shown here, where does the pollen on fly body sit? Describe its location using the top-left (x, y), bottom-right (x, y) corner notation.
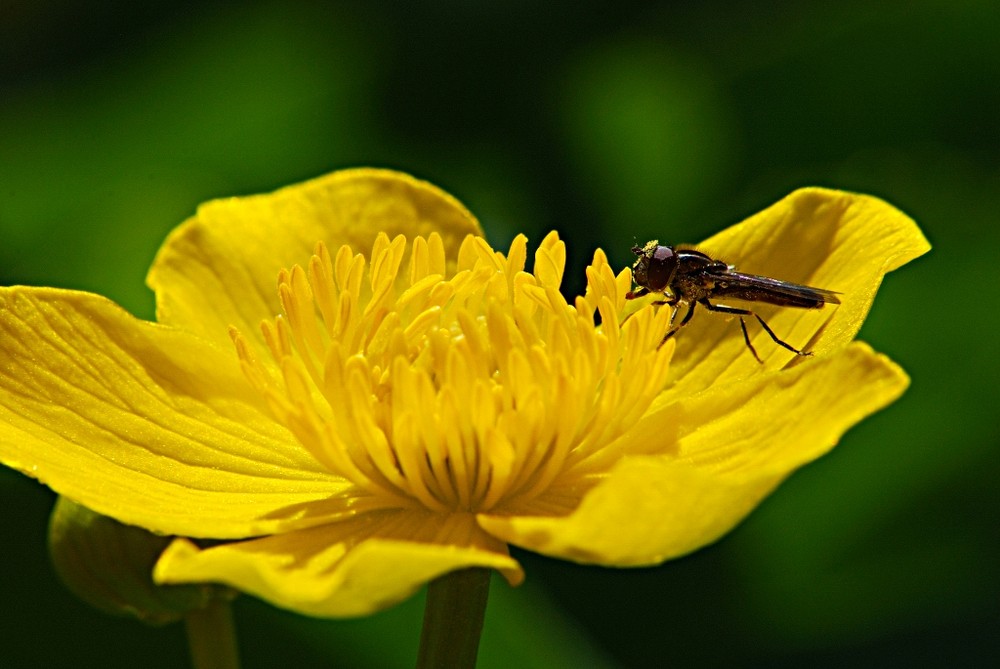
top-left (626, 240), bottom-right (840, 363)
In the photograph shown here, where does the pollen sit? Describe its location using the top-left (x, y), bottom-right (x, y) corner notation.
top-left (231, 232), bottom-right (675, 513)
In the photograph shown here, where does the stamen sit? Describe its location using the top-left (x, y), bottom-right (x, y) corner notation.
top-left (232, 233), bottom-right (674, 513)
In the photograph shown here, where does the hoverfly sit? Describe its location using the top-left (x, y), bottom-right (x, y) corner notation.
top-left (626, 240), bottom-right (840, 362)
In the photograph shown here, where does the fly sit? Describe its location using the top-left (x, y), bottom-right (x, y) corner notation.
top-left (626, 240), bottom-right (840, 362)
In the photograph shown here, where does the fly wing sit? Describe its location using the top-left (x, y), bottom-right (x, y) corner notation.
top-left (711, 271), bottom-right (841, 309)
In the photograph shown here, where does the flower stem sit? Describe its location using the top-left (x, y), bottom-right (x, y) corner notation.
top-left (184, 598), bottom-right (241, 669)
top-left (416, 568), bottom-right (492, 669)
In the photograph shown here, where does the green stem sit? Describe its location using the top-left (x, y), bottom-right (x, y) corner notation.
top-left (416, 568), bottom-right (492, 669)
top-left (184, 598), bottom-right (241, 669)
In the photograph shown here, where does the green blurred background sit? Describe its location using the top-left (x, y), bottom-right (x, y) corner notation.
top-left (1, 1), bottom-right (996, 667)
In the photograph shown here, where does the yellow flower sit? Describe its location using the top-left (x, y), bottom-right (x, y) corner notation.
top-left (0, 169), bottom-right (928, 616)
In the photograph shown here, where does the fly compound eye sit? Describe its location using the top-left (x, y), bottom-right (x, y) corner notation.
top-left (642, 245), bottom-right (677, 292)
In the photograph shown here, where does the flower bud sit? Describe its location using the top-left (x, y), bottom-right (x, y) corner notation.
top-left (48, 497), bottom-right (233, 625)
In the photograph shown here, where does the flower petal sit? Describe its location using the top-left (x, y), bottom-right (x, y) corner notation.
top-left (669, 341), bottom-right (908, 476)
top-left (155, 510), bottom-right (523, 617)
top-left (147, 169), bottom-right (483, 349)
top-left (667, 188), bottom-right (929, 394)
top-left (0, 287), bottom-right (349, 538)
top-left (478, 342), bottom-right (908, 565)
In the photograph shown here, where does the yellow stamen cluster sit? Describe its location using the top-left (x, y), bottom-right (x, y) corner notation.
top-left (232, 232), bottom-right (674, 513)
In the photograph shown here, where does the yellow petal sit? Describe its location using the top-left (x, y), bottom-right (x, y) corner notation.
top-left (481, 457), bottom-right (779, 566)
top-left (668, 188), bottom-right (929, 394)
top-left (0, 287), bottom-right (349, 538)
top-left (670, 341), bottom-right (908, 476)
top-left (147, 168), bottom-right (484, 349)
top-left (478, 342), bottom-right (908, 565)
top-left (155, 510), bottom-right (523, 617)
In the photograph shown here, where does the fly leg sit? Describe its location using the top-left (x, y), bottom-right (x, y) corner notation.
top-left (625, 288), bottom-right (684, 348)
top-left (659, 299), bottom-right (694, 348)
top-left (622, 287), bottom-right (673, 329)
top-left (699, 299), bottom-right (811, 362)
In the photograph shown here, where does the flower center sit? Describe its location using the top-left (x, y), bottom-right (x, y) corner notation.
top-left (232, 232), bottom-right (674, 513)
